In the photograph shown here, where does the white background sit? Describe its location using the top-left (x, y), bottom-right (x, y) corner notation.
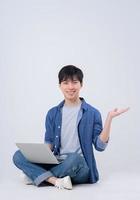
top-left (0, 0), bottom-right (140, 199)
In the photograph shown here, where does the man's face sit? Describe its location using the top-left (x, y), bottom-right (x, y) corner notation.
top-left (59, 78), bottom-right (82, 101)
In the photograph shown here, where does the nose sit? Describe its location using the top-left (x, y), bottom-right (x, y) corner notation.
top-left (68, 82), bottom-right (74, 89)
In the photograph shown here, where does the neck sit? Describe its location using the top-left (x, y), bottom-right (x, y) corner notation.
top-left (64, 98), bottom-right (81, 107)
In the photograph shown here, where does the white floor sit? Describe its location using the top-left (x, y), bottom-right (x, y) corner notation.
top-left (1, 170), bottom-right (140, 200)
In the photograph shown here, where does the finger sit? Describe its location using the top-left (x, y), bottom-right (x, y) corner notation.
top-left (118, 107), bottom-right (130, 114)
top-left (122, 107), bottom-right (130, 112)
top-left (125, 107), bottom-right (130, 111)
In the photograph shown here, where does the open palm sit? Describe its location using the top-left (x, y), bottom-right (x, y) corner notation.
top-left (109, 107), bottom-right (130, 118)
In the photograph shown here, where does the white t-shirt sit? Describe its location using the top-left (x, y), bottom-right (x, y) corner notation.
top-left (59, 103), bottom-right (82, 159)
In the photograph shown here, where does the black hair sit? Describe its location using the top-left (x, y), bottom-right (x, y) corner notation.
top-left (58, 65), bottom-right (83, 84)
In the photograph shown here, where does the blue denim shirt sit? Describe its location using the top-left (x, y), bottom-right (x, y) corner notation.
top-left (44, 98), bottom-right (108, 183)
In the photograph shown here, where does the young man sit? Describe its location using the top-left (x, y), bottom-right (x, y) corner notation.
top-left (13, 65), bottom-right (129, 190)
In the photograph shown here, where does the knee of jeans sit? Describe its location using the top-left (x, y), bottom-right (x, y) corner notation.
top-left (13, 150), bottom-right (24, 165)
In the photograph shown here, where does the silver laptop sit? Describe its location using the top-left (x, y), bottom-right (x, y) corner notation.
top-left (16, 143), bottom-right (59, 164)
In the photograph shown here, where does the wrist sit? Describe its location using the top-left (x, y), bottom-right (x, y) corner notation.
top-left (107, 112), bottom-right (113, 120)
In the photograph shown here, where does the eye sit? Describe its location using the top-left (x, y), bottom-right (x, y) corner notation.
top-left (73, 81), bottom-right (79, 84)
top-left (63, 81), bottom-right (68, 85)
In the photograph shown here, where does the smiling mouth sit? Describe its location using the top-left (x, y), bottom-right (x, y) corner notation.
top-left (66, 91), bottom-right (76, 95)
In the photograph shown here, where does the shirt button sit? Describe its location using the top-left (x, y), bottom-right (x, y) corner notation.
top-left (54, 145), bottom-right (57, 148)
top-left (58, 126), bottom-right (61, 129)
top-left (56, 135), bottom-right (58, 138)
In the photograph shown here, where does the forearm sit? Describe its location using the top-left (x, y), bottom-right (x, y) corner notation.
top-left (100, 114), bottom-right (112, 143)
top-left (99, 107), bottom-right (129, 143)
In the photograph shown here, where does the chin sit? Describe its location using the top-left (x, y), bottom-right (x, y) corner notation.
top-left (66, 96), bottom-right (77, 101)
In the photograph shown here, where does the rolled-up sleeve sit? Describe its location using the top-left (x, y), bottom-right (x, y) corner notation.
top-left (93, 110), bottom-right (108, 151)
top-left (96, 136), bottom-right (108, 151)
top-left (44, 110), bottom-right (54, 145)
